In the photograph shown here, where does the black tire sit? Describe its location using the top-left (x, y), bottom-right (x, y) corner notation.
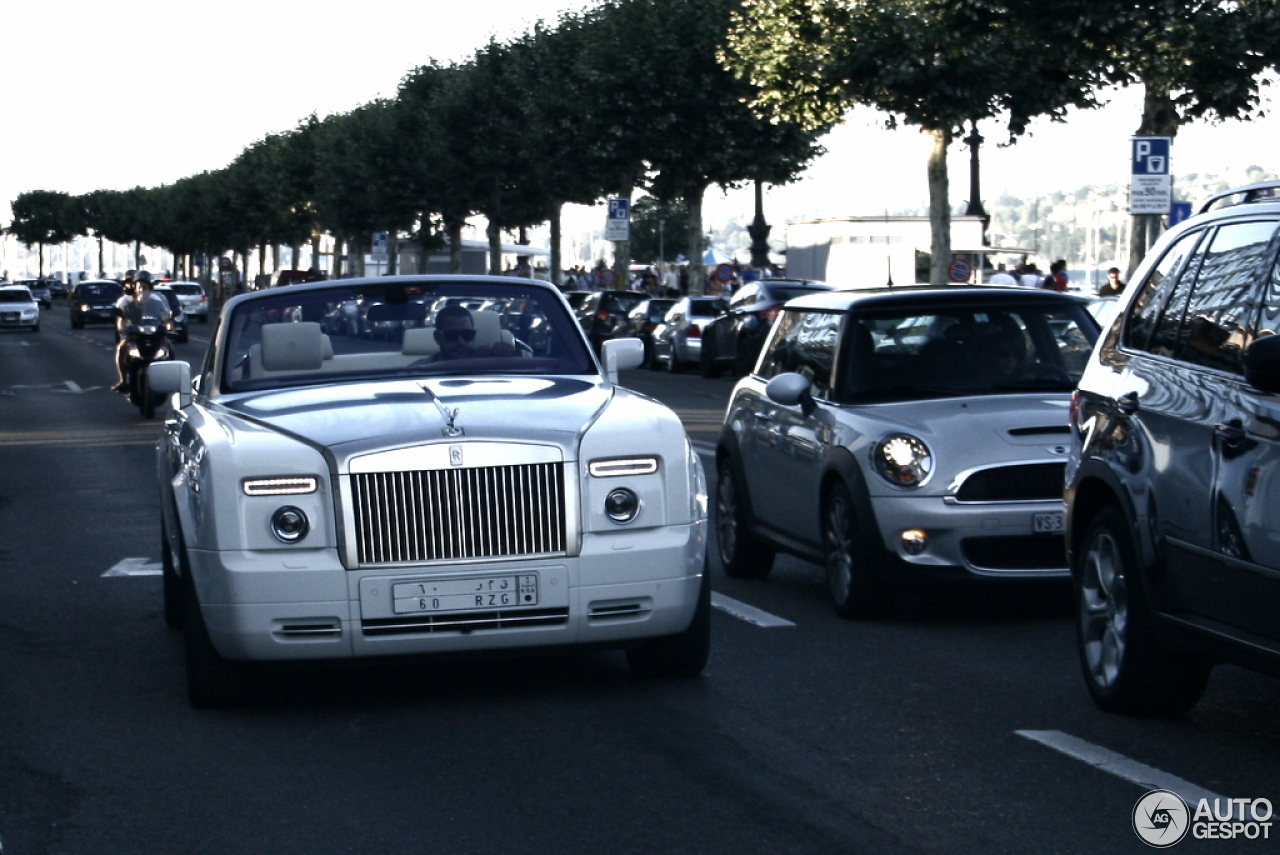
top-left (31, 323), bottom-right (39, 333)
top-left (1075, 506), bottom-right (1211, 716)
top-left (733, 335), bottom-right (756, 377)
top-left (823, 482), bottom-right (888, 619)
top-left (666, 344), bottom-right (682, 373)
top-left (183, 567), bottom-right (254, 709)
top-left (701, 338), bottom-right (722, 378)
top-left (160, 512), bottom-right (185, 630)
top-left (648, 343), bottom-right (664, 371)
top-left (71, 314), bottom-right (82, 329)
top-left (715, 457), bottom-right (775, 579)
top-left (626, 567), bottom-right (711, 679)
top-left (141, 374), bottom-right (156, 419)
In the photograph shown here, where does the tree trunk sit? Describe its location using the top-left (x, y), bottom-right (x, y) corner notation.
top-left (387, 230), bottom-right (398, 275)
top-left (446, 218), bottom-right (464, 274)
top-left (549, 201), bottom-right (563, 286)
top-left (684, 181), bottom-right (707, 295)
top-left (926, 127), bottom-right (951, 287)
top-left (487, 220), bottom-right (503, 275)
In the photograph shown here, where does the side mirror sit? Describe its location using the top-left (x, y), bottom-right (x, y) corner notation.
top-left (601, 337), bottom-right (644, 384)
top-left (149, 361), bottom-right (192, 409)
top-left (766, 372), bottom-right (817, 417)
top-left (1245, 334), bottom-right (1280, 393)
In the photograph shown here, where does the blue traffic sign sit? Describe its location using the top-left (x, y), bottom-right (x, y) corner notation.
top-left (1132, 137), bottom-right (1171, 175)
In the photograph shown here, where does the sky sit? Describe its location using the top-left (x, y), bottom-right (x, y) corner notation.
top-left (5, 0), bottom-right (1278, 233)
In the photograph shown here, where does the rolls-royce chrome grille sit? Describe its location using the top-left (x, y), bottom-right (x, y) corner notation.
top-left (351, 463), bottom-right (566, 566)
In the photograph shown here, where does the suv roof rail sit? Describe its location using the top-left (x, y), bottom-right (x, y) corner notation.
top-left (1197, 180), bottom-right (1280, 214)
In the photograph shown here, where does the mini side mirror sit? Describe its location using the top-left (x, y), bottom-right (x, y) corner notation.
top-left (149, 361), bottom-right (192, 408)
top-left (766, 372), bottom-right (817, 417)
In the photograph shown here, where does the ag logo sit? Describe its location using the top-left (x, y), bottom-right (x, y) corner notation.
top-left (1133, 789), bottom-right (1190, 847)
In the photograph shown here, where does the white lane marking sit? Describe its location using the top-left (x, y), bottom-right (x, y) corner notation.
top-left (712, 592), bottom-right (795, 627)
top-left (63, 380), bottom-right (83, 393)
top-left (103, 558), bottom-right (162, 577)
top-left (1016, 729), bottom-right (1225, 805)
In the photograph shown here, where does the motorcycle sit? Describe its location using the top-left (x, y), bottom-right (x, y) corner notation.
top-left (120, 309), bottom-right (174, 419)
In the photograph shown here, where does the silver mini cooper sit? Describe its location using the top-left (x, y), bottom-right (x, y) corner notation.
top-left (716, 286), bottom-right (1098, 618)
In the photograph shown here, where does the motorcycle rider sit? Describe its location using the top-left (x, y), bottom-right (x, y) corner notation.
top-left (111, 270), bottom-right (171, 393)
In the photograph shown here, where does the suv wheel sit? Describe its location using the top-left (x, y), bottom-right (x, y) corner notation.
top-left (715, 458), bottom-right (774, 579)
top-left (1076, 506), bottom-right (1211, 716)
top-left (733, 335), bottom-right (755, 376)
top-left (824, 483), bottom-right (888, 619)
top-left (701, 339), bottom-right (722, 378)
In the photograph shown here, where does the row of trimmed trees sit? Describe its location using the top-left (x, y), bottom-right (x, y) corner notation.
top-left (7, 0), bottom-right (826, 292)
top-left (9, 1), bottom-right (1279, 288)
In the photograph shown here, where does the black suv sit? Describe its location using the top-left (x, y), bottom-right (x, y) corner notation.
top-left (700, 278), bottom-right (832, 377)
top-left (1067, 181), bottom-right (1280, 716)
top-left (575, 289), bottom-right (649, 355)
top-left (71, 279), bottom-right (123, 328)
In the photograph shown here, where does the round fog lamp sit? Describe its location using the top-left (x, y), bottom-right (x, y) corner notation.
top-left (271, 506), bottom-right (310, 543)
top-left (900, 529), bottom-right (927, 555)
top-left (604, 488), bottom-right (641, 524)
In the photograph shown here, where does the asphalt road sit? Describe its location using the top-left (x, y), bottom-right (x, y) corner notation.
top-left (0, 303), bottom-right (1276, 854)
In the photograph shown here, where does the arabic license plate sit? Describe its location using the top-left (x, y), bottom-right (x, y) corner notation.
top-left (392, 575), bottom-right (539, 614)
top-left (1033, 512), bottom-right (1064, 534)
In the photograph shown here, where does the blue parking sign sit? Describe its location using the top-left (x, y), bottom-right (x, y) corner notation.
top-left (1132, 137), bottom-right (1171, 175)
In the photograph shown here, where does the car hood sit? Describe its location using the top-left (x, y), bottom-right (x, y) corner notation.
top-left (218, 376), bottom-right (613, 459)
top-left (853, 392), bottom-right (1073, 455)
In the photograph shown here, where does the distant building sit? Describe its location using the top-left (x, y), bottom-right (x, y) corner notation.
top-left (785, 214), bottom-right (999, 286)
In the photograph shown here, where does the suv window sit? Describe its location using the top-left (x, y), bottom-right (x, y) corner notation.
top-left (1127, 228), bottom-right (1205, 357)
top-left (1176, 220), bottom-right (1277, 373)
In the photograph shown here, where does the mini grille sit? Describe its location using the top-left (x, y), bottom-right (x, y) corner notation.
top-left (351, 462), bottom-right (566, 566)
top-left (954, 462), bottom-right (1066, 502)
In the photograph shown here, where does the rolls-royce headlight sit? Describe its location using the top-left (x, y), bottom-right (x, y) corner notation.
top-left (242, 476), bottom-right (319, 496)
top-left (271, 506), bottom-right (310, 543)
top-left (604, 488), bottom-right (641, 524)
top-left (588, 457), bottom-right (658, 477)
top-left (872, 434), bottom-right (933, 488)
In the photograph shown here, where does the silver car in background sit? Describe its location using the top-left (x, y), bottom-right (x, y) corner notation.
top-left (651, 295), bottom-right (728, 372)
top-left (716, 286), bottom-right (1098, 618)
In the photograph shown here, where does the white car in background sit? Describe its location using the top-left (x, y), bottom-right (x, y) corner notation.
top-left (165, 281), bottom-right (209, 322)
top-left (0, 285), bottom-right (40, 332)
top-left (151, 274), bottom-right (710, 707)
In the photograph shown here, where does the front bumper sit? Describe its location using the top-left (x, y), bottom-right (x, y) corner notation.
top-left (0, 312), bottom-right (38, 328)
top-left (187, 521), bottom-right (707, 661)
top-left (871, 494), bottom-right (1068, 579)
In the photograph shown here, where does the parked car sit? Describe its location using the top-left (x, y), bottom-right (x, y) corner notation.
top-left (651, 295), bottom-right (728, 372)
top-left (701, 278), bottom-right (833, 377)
top-left (71, 279), bottom-right (123, 328)
top-left (152, 284), bottom-right (190, 343)
top-left (14, 279), bottom-right (52, 308)
top-left (609, 297), bottom-right (677, 368)
top-left (1067, 180), bottom-right (1280, 716)
top-left (148, 274), bottom-right (710, 707)
top-left (0, 285), bottom-right (41, 332)
top-left (575, 289), bottom-right (649, 354)
top-left (165, 281), bottom-right (210, 322)
top-left (716, 285), bottom-right (1098, 618)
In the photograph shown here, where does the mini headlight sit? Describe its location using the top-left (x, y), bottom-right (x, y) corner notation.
top-left (271, 506), bottom-right (310, 543)
top-left (872, 434), bottom-right (933, 488)
top-left (604, 488), bottom-right (641, 524)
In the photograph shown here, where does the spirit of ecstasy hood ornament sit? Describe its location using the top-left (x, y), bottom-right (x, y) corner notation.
top-left (420, 384), bottom-right (463, 437)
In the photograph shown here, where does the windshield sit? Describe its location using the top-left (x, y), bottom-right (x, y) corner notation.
top-left (0, 290), bottom-right (32, 303)
top-left (838, 301), bottom-right (1099, 401)
top-left (220, 279), bottom-right (597, 392)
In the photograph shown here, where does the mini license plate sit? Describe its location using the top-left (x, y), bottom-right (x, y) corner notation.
top-left (392, 575), bottom-right (539, 615)
top-left (1033, 511), bottom-right (1064, 534)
